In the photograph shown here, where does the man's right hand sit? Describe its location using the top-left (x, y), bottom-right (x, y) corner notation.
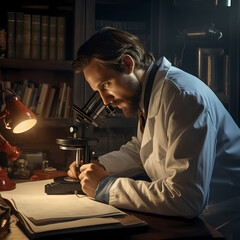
top-left (67, 161), bottom-right (105, 179)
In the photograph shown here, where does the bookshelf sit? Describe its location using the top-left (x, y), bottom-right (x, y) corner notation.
top-left (0, 0), bottom-right (81, 171)
top-left (158, 0), bottom-right (239, 125)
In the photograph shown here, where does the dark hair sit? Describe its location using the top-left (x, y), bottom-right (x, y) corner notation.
top-left (72, 27), bottom-right (154, 73)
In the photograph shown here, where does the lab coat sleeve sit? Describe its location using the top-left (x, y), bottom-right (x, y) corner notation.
top-left (107, 86), bottom-right (216, 219)
top-left (98, 135), bottom-right (145, 177)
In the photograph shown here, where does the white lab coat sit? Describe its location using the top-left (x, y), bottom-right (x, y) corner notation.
top-left (99, 57), bottom-right (240, 238)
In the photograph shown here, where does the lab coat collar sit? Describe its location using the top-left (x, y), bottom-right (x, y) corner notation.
top-left (139, 61), bottom-right (154, 112)
top-left (147, 57), bottom-right (172, 118)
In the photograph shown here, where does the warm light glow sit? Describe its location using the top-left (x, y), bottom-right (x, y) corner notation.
top-left (13, 119), bottom-right (37, 134)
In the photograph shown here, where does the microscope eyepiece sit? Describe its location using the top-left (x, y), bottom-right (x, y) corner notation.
top-left (72, 91), bottom-right (116, 127)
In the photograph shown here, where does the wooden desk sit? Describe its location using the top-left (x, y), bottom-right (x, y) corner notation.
top-left (123, 210), bottom-right (224, 240)
top-left (5, 179), bottom-right (224, 240)
top-left (7, 209), bottom-right (224, 240)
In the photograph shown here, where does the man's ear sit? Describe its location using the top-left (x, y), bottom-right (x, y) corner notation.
top-left (121, 55), bottom-right (135, 74)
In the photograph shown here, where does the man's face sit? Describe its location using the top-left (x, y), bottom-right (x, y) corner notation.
top-left (83, 59), bottom-right (141, 117)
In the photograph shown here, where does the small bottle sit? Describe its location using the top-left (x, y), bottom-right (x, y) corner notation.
top-left (13, 159), bottom-right (30, 179)
top-left (42, 160), bottom-right (49, 170)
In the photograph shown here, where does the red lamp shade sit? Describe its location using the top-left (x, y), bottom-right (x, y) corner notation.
top-left (0, 89), bottom-right (37, 191)
top-left (3, 91), bottom-right (37, 133)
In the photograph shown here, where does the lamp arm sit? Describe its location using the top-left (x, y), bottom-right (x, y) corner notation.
top-left (0, 133), bottom-right (20, 161)
top-left (0, 110), bottom-right (9, 119)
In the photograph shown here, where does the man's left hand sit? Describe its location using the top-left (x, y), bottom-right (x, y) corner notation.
top-left (79, 163), bottom-right (109, 198)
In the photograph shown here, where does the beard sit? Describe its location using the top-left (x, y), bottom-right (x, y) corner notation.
top-left (113, 81), bottom-right (142, 118)
top-left (121, 96), bottom-right (140, 117)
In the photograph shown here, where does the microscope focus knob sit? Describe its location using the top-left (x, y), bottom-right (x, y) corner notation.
top-left (70, 126), bottom-right (78, 134)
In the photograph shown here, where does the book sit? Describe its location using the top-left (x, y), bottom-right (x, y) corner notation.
top-left (31, 15), bottom-right (41, 60)
top-left (1, 180), bottom-right (146, 239)
top-left (30, 83), bottom-right (42, 114)
top-left (41, 16), bottom-right (49, 60)
top-left (28, 85), bottom-right (38, 112)
top-left (49, 16), bottom-right (57, 60)
top-left (36, 83), bottom-right (49, 117)
top-left (15, 12), bottom-right (24, 59)
top-left (223, 54), bottom-right (230, 98)
top-left (49, 87), bottom-right (59, 118)
top-left (42, 86), bottom-right (56, 118)
top-left (12, 82), bottom-right (23, 100)
top-left (55, 82), bottom-right (66, 118)
top-left (64, 85), bottom-right (72, 118)
top-left (23, 14), bottom-right (31, 59)
top-left (57, 17), bottom-right (66, 60)
top-left (197, 48), bottom-right (224, 92)
top-left (19, 79), bottom-right (29, 101)
top-left (22, 82), bottom-right (34, 108)
top-left (0, 29), bottom-right (7, 58)
top-left (59, 82), bottom-right (67, 118)
top-left (7, 12), bottom-right (15, 58)
top-left (207, 55), bottom-right (217, 92)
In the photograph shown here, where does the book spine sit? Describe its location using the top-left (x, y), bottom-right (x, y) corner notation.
top-left (207, 55), bottom-right (217, 91)
top-left (49, 87), bottom-right (59, 118)
top-left (197, 48), bottom-right (204, 82)
top-left (31, 15), bottom-right (41, 60)
top-left (64, 86), bottom-right (71, 118)
top-left (15, 12), bottom-right (24, 59)
top-left (23, 14), bottom-right (31, 59)
top-left (0, 29), bottom-right (7, 58)
top-left (31, 83), bottom-right (42, 113)
top-left (29, 85), bottom-right (38, 112)
top-left (22, 84), bottom-right (34, 108)
top-left (36, 83), bottom-right (49, 117)
top-left (223, 54), bottom-right (230, 98)
top-left (43, 87), bottom-right (56, 118)
top-left (57, 17), bottom-right (66, 60)
top-left (7, 12), bottom-right (16, 58)
top-left (41, 16), bottom-right (49, 60)
top-left (49, 16), bottom-right (57, 60)
top-left (57, 82), bottom-right (67, 118)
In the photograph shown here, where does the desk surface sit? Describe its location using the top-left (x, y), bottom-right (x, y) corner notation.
top-left (5, 179), bottom-right (224, 240)
top-left (7, 209), bottom-right (224, 240)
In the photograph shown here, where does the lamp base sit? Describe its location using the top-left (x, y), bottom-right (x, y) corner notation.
top-left (0, 166), bottom-right (16, 191)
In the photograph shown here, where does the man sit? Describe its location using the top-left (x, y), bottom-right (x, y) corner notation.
top-left (68, 27), bottom-right (240, 239)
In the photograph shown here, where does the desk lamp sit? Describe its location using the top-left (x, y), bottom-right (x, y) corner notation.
top-left (0, 88), bottom-right (37, 191)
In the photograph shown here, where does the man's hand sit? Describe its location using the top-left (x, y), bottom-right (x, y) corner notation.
top-left (79, 163), bottom-right (109, 198)
top-left (67, 161), bottom-right (79, 179)
top-left (67, 162), bottom-right (109, 198)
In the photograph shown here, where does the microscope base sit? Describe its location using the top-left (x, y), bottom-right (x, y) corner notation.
top-left (45, 176), bottom-right (84, 195)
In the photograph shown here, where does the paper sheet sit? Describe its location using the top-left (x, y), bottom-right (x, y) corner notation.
top-left (21, 213), bottom-right (120, 234)
top-left (1, 180), bottom-right (125, 226)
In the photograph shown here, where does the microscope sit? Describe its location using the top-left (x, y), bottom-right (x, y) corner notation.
top-left (45, 91), bottom-right (116, 194)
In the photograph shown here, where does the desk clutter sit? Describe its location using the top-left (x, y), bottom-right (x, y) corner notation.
top-left (0, 180), bottom-right (147, 239)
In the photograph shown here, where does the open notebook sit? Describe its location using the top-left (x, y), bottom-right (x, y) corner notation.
top-left (1, 180), bottom-right (147, 239)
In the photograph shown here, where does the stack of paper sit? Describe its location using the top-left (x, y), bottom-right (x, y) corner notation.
top-left (1, 180), bottom-right (146, 239)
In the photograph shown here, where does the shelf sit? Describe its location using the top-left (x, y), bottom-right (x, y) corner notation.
top-left (0, 58), bottom-right (73, 71)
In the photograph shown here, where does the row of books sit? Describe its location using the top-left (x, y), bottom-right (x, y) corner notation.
top-left (197, 48), bottom-right (230, 100)
top-left (2, 80), bottom-right (72, 118)
top-left (7, 12), bottom-right (66, 60)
